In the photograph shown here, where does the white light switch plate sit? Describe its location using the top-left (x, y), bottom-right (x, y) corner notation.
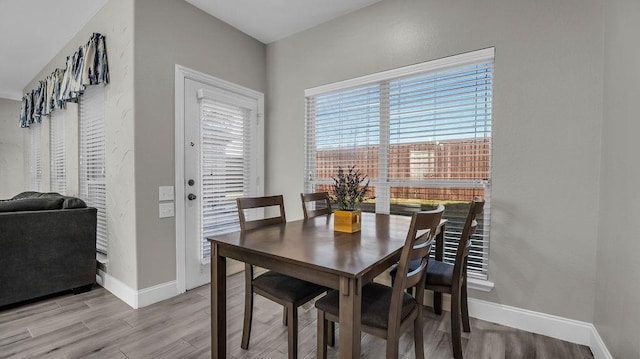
top-left (159, 186), bottom-right (175, 201)
top-left (159, 202), bottom-right (175, 218)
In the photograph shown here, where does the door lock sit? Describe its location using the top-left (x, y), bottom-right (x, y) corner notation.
top-left (188, 179), bottom-right (195, 186)
top-left (188, 193), bottom-right (197, 200)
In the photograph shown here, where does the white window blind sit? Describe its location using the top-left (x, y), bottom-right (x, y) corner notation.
top-left (80, 85), bottom-right (107, 254)
top-left (305, 84), bottom-right (382, 206)
top-left (29, 122), bottom-right (42, 191)
top-left (199, 95), bottom-right (255, 261)
top-left (305, 49), bottom-right (493, 278)
top-left (49, 110), bottom-right (66, 194)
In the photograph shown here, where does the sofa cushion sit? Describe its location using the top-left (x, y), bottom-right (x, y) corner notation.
top-left (11, 191), bottom-right (42, 200)
top-left (0, 197), bottom-right (65, 212)
top-left (60, 197), bottom-right (87, 209)
top-left (40, 193), bottom-right (87, 209)
top-left (10, 192), bottom-right (87, 209)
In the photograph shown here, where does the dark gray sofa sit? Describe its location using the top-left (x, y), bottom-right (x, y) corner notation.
top-left (0, 192), bottom-right (97, 307)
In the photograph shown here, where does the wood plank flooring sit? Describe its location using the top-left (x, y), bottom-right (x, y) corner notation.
top-left (0, 273), bottom-right (594, 358)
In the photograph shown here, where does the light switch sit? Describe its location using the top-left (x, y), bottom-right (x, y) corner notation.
top-left (159, 202), bottom-right (175, 218)
top-left (159, 186), bottom-right (174, 201)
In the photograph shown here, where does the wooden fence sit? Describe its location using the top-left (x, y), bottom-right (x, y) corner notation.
top-left (313, 138), bottom-right (490, 202)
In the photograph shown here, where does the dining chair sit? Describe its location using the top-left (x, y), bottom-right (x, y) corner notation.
top-left (300, 192), bottom-right (332, 219)
top-left (315, 206), bottom-right (445, 359)
top-left (425, 197), bottom-right (484, 359)
top-left (300, 191), bottom-right (336, 345)
top-left (236, 195), bottom-right (327, 359)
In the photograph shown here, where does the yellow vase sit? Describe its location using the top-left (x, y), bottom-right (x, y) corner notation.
top-left (334, 209), bottom-right (362, 233)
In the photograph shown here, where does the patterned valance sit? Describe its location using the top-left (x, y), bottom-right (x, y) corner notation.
top-left (20, 33), bottom-right (109, 128)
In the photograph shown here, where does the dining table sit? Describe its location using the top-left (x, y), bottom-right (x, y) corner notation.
top-left (208, 212), bottom-right (446, 358)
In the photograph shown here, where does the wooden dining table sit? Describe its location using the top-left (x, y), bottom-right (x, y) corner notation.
top-left (208, 212), bottom-right (446, 358)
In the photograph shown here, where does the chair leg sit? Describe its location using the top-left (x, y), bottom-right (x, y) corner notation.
top-left (433, 291), bottom-right (443, 315)
top-left (386, 334), bottom-right (400, 359)
top-left (450, 290), bottom-right (463, 359)
top-left (241, 284), bottom-right (254, 349)
top-left (414, 312), bottom-right (425, 359)
top-left (317, 310), bottom-right (327, 359)
top-left (283, 307), bottom-right (288, 326)
top-left (286, 304), bottom-right (298, 359)
top-left (327, 321), bottom-right (335, 347)
top-left (461, 278), bottom-right (471, 333)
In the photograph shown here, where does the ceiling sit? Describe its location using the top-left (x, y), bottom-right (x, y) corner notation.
top-left (0, 0), bottom-right (381, 101)
top-left (185, 0), bottom-right (382, 44)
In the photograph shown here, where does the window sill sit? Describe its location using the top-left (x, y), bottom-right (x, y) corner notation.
top-left (467, 277), bottom-right (494, 292)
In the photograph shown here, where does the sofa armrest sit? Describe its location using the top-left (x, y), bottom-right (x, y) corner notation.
top-left (0, 207), bottom-right (98, 306)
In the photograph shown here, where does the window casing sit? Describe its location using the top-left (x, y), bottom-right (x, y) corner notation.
top-left (304, 49), bottom-right (493, 279)
top-left (50, 110), bottom-right (66, 194)
top-left (80, 86), bottom-right (107, 254)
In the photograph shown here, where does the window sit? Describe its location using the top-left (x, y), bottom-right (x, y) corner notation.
top-left (305, 49), bottom-right (493, 278)
top-left (410, 150), bottom-right (436, 179)
top-left (29, 122), bottom-right (42, 191)
top-left (198, 89), bottom-right (260, 261)
top-left (80, 85), bottom-right (107, 254)
top-left (49, 110), bottom-right (66, 194)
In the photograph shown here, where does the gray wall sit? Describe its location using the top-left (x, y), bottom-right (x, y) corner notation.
top-left (134, 0), bottom-right (266, 288)
top-left (25, 0), bottom-right (137, 289)
top-left (0, 99), bottom-right (24, 199)
top-left (266, 0), bottom-right (603, 322)
top-left (595, 0), bottom-right (640, 357)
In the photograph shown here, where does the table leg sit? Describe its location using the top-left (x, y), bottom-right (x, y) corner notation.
top-left (211, 243), bottom-right (226, 358)
top-left (338, 276), bottom-right (361, 358)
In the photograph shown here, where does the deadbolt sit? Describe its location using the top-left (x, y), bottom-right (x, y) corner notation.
top-left (188, 179), bottom-right (195, 186)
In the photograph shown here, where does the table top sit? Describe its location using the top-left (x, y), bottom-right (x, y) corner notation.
top-left (208, 212), bottom-right (415, 279)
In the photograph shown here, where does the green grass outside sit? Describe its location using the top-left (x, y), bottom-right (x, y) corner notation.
top-left (362, 198), bottom-right (468, 206)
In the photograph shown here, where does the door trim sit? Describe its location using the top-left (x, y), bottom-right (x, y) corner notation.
top-left (174, 65), bottom-right (264, 294)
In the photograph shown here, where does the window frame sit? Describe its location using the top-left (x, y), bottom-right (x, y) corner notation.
top-left (196, 86), bottom-right (261, 263)
top-left (304, 48), bottom-right (494, 281)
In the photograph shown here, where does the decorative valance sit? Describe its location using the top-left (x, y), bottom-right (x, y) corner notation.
top-left (20, 33), bottom-right (109, 128)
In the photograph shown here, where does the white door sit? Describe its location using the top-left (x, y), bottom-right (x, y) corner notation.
top-left (184, 77), bottom-right (263, 290)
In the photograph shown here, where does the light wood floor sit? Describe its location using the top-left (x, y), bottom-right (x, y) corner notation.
top-left (0, 273), bottom-right (594, 359)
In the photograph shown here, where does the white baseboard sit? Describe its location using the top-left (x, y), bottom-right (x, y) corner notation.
top-left (468, 298), bottom-right (593, 345)
top-left (137, 280), bottom-right (178, 308)
top-left (97, 269), bottom-right (138, 308)
top-left (97, 269), bottom-right (178, 309)
top-left (422, 293), bottom-right (612, 359)
top-left (589, 325), bottom-right (614, 359)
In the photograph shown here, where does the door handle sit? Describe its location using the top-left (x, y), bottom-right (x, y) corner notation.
top-left (188, 193), bottom-right (196, 200)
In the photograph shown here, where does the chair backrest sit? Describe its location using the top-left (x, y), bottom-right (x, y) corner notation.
top-left (300, 192), bottom-right (332, 219)
top-left (236, 195), bottom-right (286, 231)
top-left (388, 205), bottom-right (445, 331)
top-left (452, 197), bottom-right (484, 287)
